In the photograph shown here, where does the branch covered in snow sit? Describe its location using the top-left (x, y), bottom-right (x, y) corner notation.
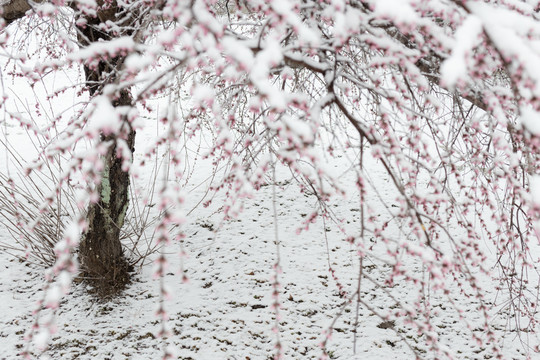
top-left (2, 0), bottom-right (540, 358)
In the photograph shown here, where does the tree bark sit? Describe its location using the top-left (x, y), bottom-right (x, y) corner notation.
top-left (0, 0), bottom-right (35, 25)
top-left (78, 90), bottom-right (135, 290)
top-left (75, 7), bottom-right (135, 292)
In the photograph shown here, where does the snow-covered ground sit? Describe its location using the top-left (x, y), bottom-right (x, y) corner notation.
top-left (0, 146), bottom-right (533, 359)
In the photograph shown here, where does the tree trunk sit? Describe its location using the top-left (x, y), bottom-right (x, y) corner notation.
top-left (78, 90), bottom-right (135, 291)
top-left (0, 0), bottom-right (35, 25)
top-left (76, 9), bottom-right (135, 292)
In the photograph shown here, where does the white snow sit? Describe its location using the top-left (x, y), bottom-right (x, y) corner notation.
top-left (519, 106), bottom-right (540, 135)
top-left (221, 37), bottom-right (255, 71)
top-left (87, 97), bottom-right (122, 136)
top-left (469, 2), bottom-right (540, 97)
top-left (36, 3), bottom-right (57, 16)
top-left (373, 0), bottom-right (419, 24)
top-left (34, 330), bottom-right (50, 351)
top-left (530, 175), bottom-right (540, 206)
top-left (440, 15), bottom-right (483, 89)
